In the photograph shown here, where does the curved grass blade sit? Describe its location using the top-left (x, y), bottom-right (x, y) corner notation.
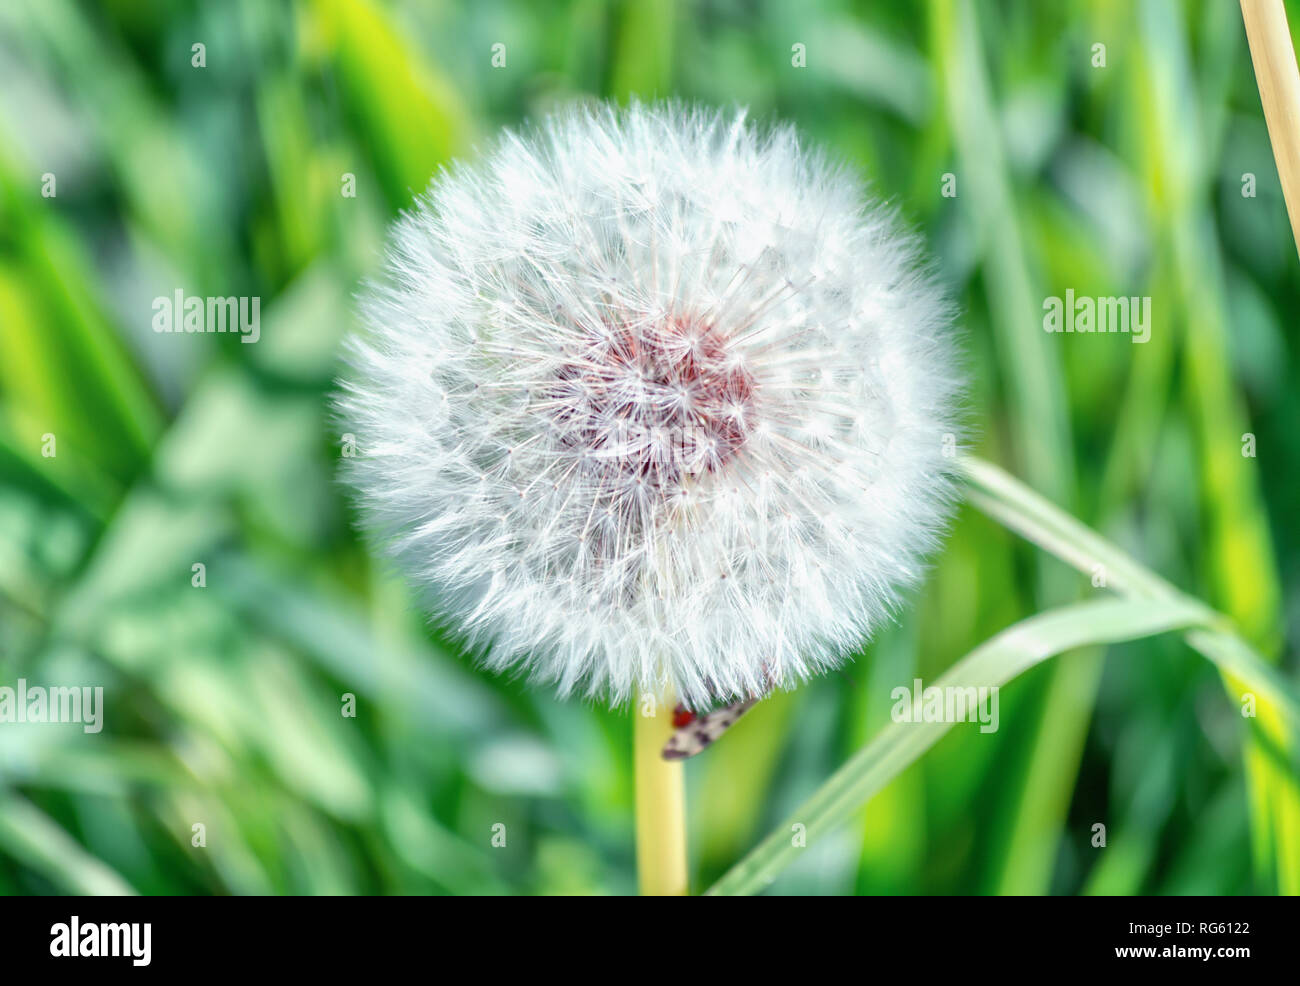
top-left (963, 457), bottom-right (1300, 727)
top-left (708, 455), bottom-right (1299, 895)
top-left (707, 596), bottom-right (1215, 895)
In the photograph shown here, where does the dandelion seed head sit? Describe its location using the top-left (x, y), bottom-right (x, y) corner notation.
top-left (339, 102), bottom-right (964, 709)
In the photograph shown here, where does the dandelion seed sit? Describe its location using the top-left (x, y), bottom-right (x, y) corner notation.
top-left (339, 102), bottom-right (964, 709)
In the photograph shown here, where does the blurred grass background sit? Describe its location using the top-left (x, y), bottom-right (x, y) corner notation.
top-left (0, 0), bottom-right (1297, 895)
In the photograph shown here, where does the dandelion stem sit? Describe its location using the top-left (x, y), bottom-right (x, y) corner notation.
top-left (634, 690), bottom-right (688, 895)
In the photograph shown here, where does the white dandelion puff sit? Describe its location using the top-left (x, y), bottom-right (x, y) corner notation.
top-left (339, 102), bottom-right (964, 710)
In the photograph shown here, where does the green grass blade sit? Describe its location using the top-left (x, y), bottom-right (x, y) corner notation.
top-left (932, 0), bottom-right (1073, 498)
top-left (0, 794), bottom-right (137, 895)
top-left (933, 0), bottom-right (1089, 895)
top-left (963, 456), bottom-right (1300, 720)
top-left (707, 596), bottom-right (1215, 895)
top-left (607, 0), bottom-right (676, 101)
top-left (309, 0), bottom-right (471, 207)
top-left (709, 455), bottom-right (1298, 895)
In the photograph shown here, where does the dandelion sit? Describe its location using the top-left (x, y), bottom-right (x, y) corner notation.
top-left (339, 102), bottom-right (963, 712)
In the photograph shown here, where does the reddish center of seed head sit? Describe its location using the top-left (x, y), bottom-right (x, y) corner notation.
top-left (549, 316), bottom-right (755, 498)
